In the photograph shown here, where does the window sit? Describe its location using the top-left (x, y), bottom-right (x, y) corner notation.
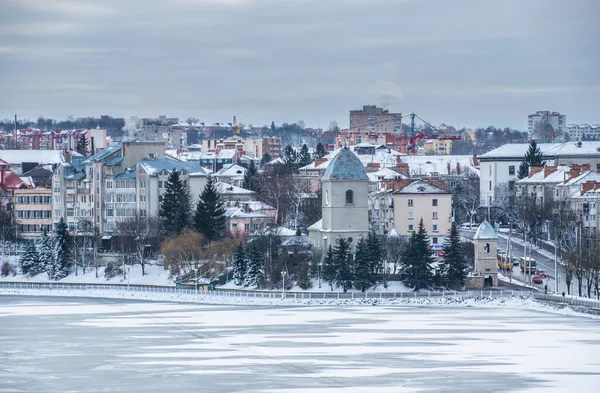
top-left (592, 215), bottom-right (596, 223)
top-left (489, 166), bottom-right (492, 176)
top-left (408, 199), bottom-right (413, 207)
top-left (244, 223), bottom-right (250, 231)
top-left (408, 224), bottom-right (414, 232)
top-left (433, 224), bottom-right (438, 232)
top-left (159, 181), bottom-right (164, 189)
top-left (432, 199), bottom-right (438, 206)
top-left (432, 237), bottom-right (438, 244)
top-left (325, 190), bottom-right (329, 205)
top-left (408, 212), bottom-right (413, 219)
top-left (509, 165), bottom-right (515, 175)
top-left (232, 223), bottom-right (238, 228)
top-left (489, 181), bottom-right (492, 191)
top-left (345, 190), bottom-right (354, 204)
top-left (106, 181), bottom-right (113, 189)
top-left (106, 209), bottom-right (114, 217)
top-left (432, 212), bottom-right (438, 219)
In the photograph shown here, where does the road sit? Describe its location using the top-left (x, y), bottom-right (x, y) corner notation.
top-left (461, 229), bottom-right (564, 294)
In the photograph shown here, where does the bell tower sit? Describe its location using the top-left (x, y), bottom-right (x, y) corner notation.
top-left (473, 220), bottom-right (498, 287)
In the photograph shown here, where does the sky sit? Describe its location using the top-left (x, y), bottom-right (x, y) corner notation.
top-left (0, 0), bottom-right (598, 130)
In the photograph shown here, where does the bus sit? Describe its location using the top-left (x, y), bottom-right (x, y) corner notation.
top-left (497, 253), bottom-right (514, 270)
top-left (519, 257), bottom-right (537, 274)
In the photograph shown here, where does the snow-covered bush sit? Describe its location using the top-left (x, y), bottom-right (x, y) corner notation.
top-left (104, 262), bottom-right (123, 280)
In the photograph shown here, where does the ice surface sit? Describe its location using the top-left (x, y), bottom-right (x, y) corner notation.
top-left (1, 296), bottom-right (598, 393)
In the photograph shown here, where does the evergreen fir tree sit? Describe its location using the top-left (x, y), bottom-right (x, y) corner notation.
top-left (353, 236), bottom-right (374, 292)
top-left (90, 137), bottom-right (96, 156)
top-left (517, 140), bottom-right (545, 179)
top-left (244, 243), bottom-right (262, 287)
top-left (297, 261), bottom-right (311, 289)
top-left (19, 241), bottom-right (41, 276)
top-left (399, 219), bottom-right (435, 290)
top-left (160, 170), bottom-right (192, 235)
top-left (232, 244), bottom-right (247, 286)
top-left (281, 145), bottom-right (299, 173)
top-left (76, 135), bottom-right (89, 156)
top-left (270, 121), bottom-right (276, 133)
top-left (194, 176), bottom-right (226, 241)
top-left (39, 230), bottom-right (53, 273)
top-left (298, 144), bottom-right (313, 168)
top-left (322, 245), bottom-right (336, 291)
top-left (242, 160), bottom-right (259, 191)
top-left (333, 236), bottom-right (353, 292)
top-left (442, 222), bottom-right (469, 290)
top-left (49, 218), bottom-right (72, 280)
top-left (260, 153), bottom-right (272, 166)
top-left (314, 142), bottom-right (327, 159)
top-left (366, 231), bottom-right (383, 276)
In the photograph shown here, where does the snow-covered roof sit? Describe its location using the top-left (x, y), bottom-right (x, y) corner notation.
top-left (322, 147), bottom-right (368, 181)
top-left (401, 155), bottom-right (479, 177)
top-left (281, 235), bottom-right (311, 247)
top-left (367, 167), bottom-right (408, 182)
top-left (307, 219), bottom-right (322, 231)
top-left (516, 166), bottom-right (570, 184)
top-left (560, 170), bottom-right (600, 187)
top-left (388, 228), bottom-right (400, 238)
top-left (215, 164), bottom-right (246, 177)
top-left (138, 157), bottom-right (207, 176)
top-left (473, 220), bottom-right (497, 240)
top-left (479, 142), bottom-right (600, 160)
top-left (225, 207), bottom-right (271, 219)
top-left (394, 180), bottom-right (449, 194)
top-left (251, 226), bottom-right (296, 237)
top-left (0, 150), bottom-right (65, 165)
top-left (215, 182), bottom-right (255, 195)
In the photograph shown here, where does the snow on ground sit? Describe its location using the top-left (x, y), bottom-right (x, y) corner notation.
top-left (222, 279), bottom-right (412, 293)
top-left (1, 296), bottom-right (599, 392)
top-left (1, 286), bottom-right (598, 320)
top-left (0, 262), bottom-right (174, 287)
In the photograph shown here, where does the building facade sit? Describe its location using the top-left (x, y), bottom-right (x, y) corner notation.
top-left (527, 111), bottom-right (566, 141)
top-left (13, 188), bottom-right (52, 239)
top-left (393, 180), bottom-right (452, 249)
top-left (349, 105), bottom-right (402, 134)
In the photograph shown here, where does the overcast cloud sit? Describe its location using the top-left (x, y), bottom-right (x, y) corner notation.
top-left (0, 0), bottom-right (598, 129)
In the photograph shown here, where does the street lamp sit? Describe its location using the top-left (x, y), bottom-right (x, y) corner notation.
top-left (318, 261), bottom-right (322, 289)
top-left (127, 266), bottom-right (130, 290)
top-left (195, 267), bottom-right (198, 295)
top-left (281, 270), bottom-right (287, 299)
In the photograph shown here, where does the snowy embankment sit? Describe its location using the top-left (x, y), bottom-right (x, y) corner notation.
top-left (1, 286), bottom-right (598, 320)
top-left (0, 259), bottom-right (174, 287)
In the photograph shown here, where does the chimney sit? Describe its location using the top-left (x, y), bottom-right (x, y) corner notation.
top-left (366, 162), bottom-right (380, 169)
top-left (447, 162), bottom-right (451, 174)
top-left (528, 166), bottom-right (544, 178)
top-left (580, 180), bottom-right (599, 196)
top-left (394, 163), bottom-right (410, 177)
top-left (456, 162), bottom-right (461, 175)
top-left (472, 154), bottom-right (478, 166)
top-left (543, 166), bottom-right (557, 178)
top-left (315, 158), bottom-right (328, 167)
top-left (242, 202), bottom-right (250, 212)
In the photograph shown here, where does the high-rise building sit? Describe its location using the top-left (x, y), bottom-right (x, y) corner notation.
top-left (527, 111), bottom-right (566, 141)
top-left (349, 105), bottom-right (402, 134)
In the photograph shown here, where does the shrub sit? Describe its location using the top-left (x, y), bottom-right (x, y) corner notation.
top-left (1, 262), bottom-right (14, 277)
top-left (104, 262), bottom-right (123, 280)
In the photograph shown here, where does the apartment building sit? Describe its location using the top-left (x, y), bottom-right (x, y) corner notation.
top-left (14, 188), bottom-right (52, 239)
top-left (368, 189), bottom-right (394, 235)
top-left (478, 141), bottom-right (600, 206)
top-left (201, 137), bottom-right (282, 160)
top-left (4, 128), bottom-right (107, 151)
top-left (567, 124), bottom-right (600, 141)
top-left (423, 139), bottom-right (452, 155)
top-left (527, 111), bottom-right (566, 141)
top-left (393, 180), bottom-right (452, 250)
top-left (349, 105), bottom-right (402, 133)
top-left (515, 166), bottom-right (570, 206)
top-left (136, 157), bottom-right (208, 219)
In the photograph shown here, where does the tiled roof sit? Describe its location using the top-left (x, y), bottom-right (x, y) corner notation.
top-left (394, 180), bottom-right (449, 194)
top-left (322, 147), bottom-right (368, 181)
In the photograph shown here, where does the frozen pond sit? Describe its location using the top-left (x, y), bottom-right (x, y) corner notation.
top-left (1, 296), bottom-right (599, 392)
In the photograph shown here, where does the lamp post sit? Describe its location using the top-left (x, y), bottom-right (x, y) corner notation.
top-left (318, 261), bottom-right (322, 289)
top-left (195, 267), bottom-right (198, 295)
top-left (281, 271), bottom-right (286, 299)
top-left (127, 266), bottom-right (130, 290)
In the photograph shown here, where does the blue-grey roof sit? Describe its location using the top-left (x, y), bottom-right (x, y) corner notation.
top-left (115, 167), bottom-right (136, 180)
top-left (138, 157), bottom-right (207, 176)
top-left (61, 162), bottom-right (86, 180)
top-left (473, 220), bottom-right (497, 240)
top-left (322, 147), bottom-right (368, 181)
top-left (84, 143), bottom-right (122, 164)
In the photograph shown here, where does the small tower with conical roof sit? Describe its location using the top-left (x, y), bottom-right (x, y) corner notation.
top-left (473, 220), bottom-right (498, 287)
top-left (308, 147), bottom-right (369, 251)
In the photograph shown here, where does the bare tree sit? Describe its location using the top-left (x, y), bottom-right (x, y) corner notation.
top-left (384, 235), bottom-right (406, 275)
top-left (454, 178), bottom-right (482, 226)
top-left (160, 229), bottom-right (205, 277)
top-left (74, 218), bottom-right (96, 275)
top-left (0, 208), bottom-right (15, 257)
top-left (116, 214), bottom-right (163, 275)
top-left (257, 163), bottom-right (295, 225)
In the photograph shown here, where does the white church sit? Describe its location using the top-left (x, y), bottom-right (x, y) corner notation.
top-left (308, 147), bottom-right (370, 251)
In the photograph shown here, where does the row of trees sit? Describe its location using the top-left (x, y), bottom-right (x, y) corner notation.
top-left (18, 219), bottom-right (72, 280)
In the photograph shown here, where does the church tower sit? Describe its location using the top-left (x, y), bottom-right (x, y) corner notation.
top-left (308, 147), bottom-right (369, 251)
top-left (473, 220), bottom-right (498, 287)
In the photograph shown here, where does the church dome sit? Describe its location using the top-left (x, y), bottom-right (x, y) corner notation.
top-left (322, 147), bottom-right (368, 181)
top-left (473, 220), bottom-right (497, 240)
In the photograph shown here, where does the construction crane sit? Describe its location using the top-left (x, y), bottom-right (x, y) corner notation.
top-left (229, 116), bottom-right (245, 135)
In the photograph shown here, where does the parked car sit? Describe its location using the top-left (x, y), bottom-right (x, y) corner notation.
top-left (537, 271), bottom-right (547, 279)
top-left (532, 276), bottom-right (544, 284)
